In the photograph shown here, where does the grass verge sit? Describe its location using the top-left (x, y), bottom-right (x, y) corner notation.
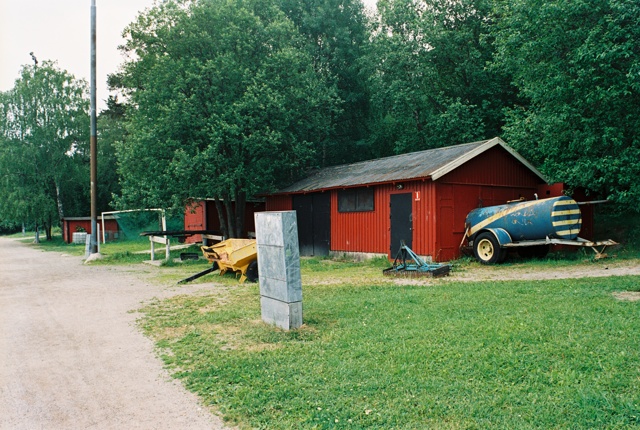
top-left (5, 229), bottom-right (640, 427)
top-left (139, 271), bottom-right (640, 429)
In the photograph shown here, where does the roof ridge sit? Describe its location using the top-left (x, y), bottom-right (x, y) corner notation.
top-left (272, 137), bottom-right (547, 194)
top-left (319, 139), bottom-right (490, 172)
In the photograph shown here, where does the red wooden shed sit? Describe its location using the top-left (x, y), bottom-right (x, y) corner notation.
top-left (266, 137), bottom-right (566, 262)
top-left (184, 199), bottom-right (266, 243)
top-left (61, 216), bottom-right (121, 244)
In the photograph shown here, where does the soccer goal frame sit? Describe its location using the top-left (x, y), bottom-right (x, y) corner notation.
top-left (100, 208), bottom-right (166, 244)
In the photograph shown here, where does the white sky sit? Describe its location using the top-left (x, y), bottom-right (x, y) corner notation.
top-left (0, 0), bottom-right (156, 110)
top-left (1, 0), bottom-right (376, 111)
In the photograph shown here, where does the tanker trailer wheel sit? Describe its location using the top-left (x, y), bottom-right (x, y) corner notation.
top-left (245, 260), bottom-right (259, 283)
top-left (473, 232), bottom-right (503, 265)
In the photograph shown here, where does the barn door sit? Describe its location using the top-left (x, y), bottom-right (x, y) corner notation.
top-left (292, 193), bottom-right (330, 256)
top-left (390, 193), bottom-right (413, 257)
top-left (311, 193), bottom-right (331, 256)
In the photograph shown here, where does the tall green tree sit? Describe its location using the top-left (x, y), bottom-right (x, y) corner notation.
top-left (96, 96), bottom-right (126, 212)
top-left (494, 0), bottom-right (640, 206)
top-left (277, 0), bottom-right (373, 165)
top-left (0, 61), bottom-right (89, 240)
top-left (112, 0), bottom-right (340, 237)
top-left (367, 0), bottom-right (515, 156)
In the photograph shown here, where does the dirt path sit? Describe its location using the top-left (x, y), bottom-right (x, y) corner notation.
top-left (0, 237), bottom-right (228, 430)
top-left (446, 257), bottom-right (640, 282)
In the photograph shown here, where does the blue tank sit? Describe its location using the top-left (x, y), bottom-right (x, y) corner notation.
top-left (465, 196), bottom-right (582, 241)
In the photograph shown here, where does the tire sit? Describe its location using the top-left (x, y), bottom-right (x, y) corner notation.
top-left (245, 260), bottom-right (259, 283)
top-left (473, 232), bottom-right (503, 265)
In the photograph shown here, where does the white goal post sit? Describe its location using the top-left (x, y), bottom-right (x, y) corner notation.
top-left (100, 208), bottom-right (166, 244)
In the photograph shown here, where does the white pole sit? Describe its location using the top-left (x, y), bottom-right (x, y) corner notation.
top-left (101, 213), bottom-right (106, 244)
top-left (162, 209), bottom-right (168, 260)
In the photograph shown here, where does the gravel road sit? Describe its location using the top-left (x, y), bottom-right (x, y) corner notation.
top-left (0, 237), bottom-right (228, 430)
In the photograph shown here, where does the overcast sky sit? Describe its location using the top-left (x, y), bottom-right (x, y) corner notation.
top-left (1, 0), bottom-right (377, 111)
top-left (0, 0), bottom-right (156, 110)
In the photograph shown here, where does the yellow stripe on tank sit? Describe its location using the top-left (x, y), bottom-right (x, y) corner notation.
top-left (552, 219), bottom-right (583, 227)
top-left (553, 200), bottom-right (578, 206)
top-left (552, 209), bottom-right (581, 216)
top-left (557, 229), bottom-right (581, 236)
top-left (467, 200), bottom-right (542, 236)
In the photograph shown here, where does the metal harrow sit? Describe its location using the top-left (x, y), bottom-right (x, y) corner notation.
top-left (383, 241), bottom-right (451, 278)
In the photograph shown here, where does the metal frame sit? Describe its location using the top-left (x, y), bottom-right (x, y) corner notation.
top-left (383, 241), bottom-right (451, 277)
top-left (101, 208), bottom-right (165, 244)
top-left (501, 236), bottom-right (619, 259)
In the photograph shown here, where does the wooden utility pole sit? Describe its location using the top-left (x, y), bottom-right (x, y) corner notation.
top-left (90, 0), bottom-right (99, 254)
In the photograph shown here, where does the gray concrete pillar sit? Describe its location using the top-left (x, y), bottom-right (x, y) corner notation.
top-left (254, 211), bottom-right (302, 330)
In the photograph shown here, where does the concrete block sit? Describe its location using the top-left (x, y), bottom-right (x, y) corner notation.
top-left (255, 211), bottom-right (302, 330)
top-left (256, 246), bottom-right (301, 302)
top-left (260, 296), bottom-right (303, 330)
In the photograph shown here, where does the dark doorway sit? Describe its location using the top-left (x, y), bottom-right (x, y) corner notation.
top-left (292, 193), bottom-right (331, 256)
top-left (390, 193), bottom-right (413, 257)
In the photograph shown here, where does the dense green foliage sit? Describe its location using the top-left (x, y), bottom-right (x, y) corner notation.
top-left (112, 0), bottom-right (341, 236)
top-left (96, 97), bottom-right (127, 213)
top-left (495, 0), bottom-right (640, 205)
top-left (3, 0), bottom-right (639, 225)
top-left (140, 267), bottom-right (640, 428)
top-left (0, 61), bottom-right (89, 239)
top-left (109, 0), bottom-right (640, 214)
top-left (367, 0), bottom-right (515, 156)
top-left (278, 0), bottom-right (373, 165)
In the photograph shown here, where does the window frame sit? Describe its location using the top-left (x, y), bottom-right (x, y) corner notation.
top-left (337, 187), bottom-right (374, 212)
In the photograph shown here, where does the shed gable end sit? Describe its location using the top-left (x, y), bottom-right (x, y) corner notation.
top-left (437, 145), bottom-right (544, 188)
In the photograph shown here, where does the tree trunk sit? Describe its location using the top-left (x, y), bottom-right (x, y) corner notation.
top-left (44, 217), bottom-right (53, 240)
top-left (34, 222), bottom-right (40, 244)
top-left (54, 179), bottom-right (64, 224)
top-left (223, 196), bottom-right (236, 238)
top-left (234, 190), bottom-right (246, 239)
top-left (214, 198), bottom-right (229, 239)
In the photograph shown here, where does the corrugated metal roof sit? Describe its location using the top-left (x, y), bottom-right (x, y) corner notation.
top-left (275, 137), bottom-right (545, 194)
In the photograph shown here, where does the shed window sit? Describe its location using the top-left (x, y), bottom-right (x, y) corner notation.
top-left (338, 188), bottom-right (374, 212)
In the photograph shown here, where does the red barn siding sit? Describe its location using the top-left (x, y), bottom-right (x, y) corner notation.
top-left (434, 184), bottom-right (542, 261)
top-left (331, 186), bottom-right (387, 254)
top-left (265, 143), bottom-right (556, 262)
top-left (184, 200), bottom-right (266, 242)
top-left (242, 202), bottom-right (265, 236)
top-left (537, 183), bottom-right (565, 199)
top-left (432, 146), bottom-right (545, 260)
top-left (184, 202), bottom-right (206, 243)
top-left (331, 181), bottom-right (438, 258)
top-left (441, 145), bottom-right (542, 188)
top-left (62, 217), bottom-right (120, 244)
top-left (266, 195), bottom-right (292, 211)
top-left (410, 182), bottom-right (438, 258)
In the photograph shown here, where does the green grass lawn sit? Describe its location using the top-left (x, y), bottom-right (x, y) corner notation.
top-left (6, 231), bottom-right (203, 263)
top-left (7, 230), bottom-right (640, 427)
top-left (139, 261), bottom-right (640, 429)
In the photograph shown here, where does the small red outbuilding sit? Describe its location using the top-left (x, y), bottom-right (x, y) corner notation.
top-left (184, 199), bottom-right (266, 243)
top-left (61, 216), bottom-right (121, 244)
top-left (265, 137), bottom-right (572, 262)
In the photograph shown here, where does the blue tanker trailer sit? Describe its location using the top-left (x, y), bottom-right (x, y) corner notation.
top-left (464, 196), bottom-right (617, 264)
